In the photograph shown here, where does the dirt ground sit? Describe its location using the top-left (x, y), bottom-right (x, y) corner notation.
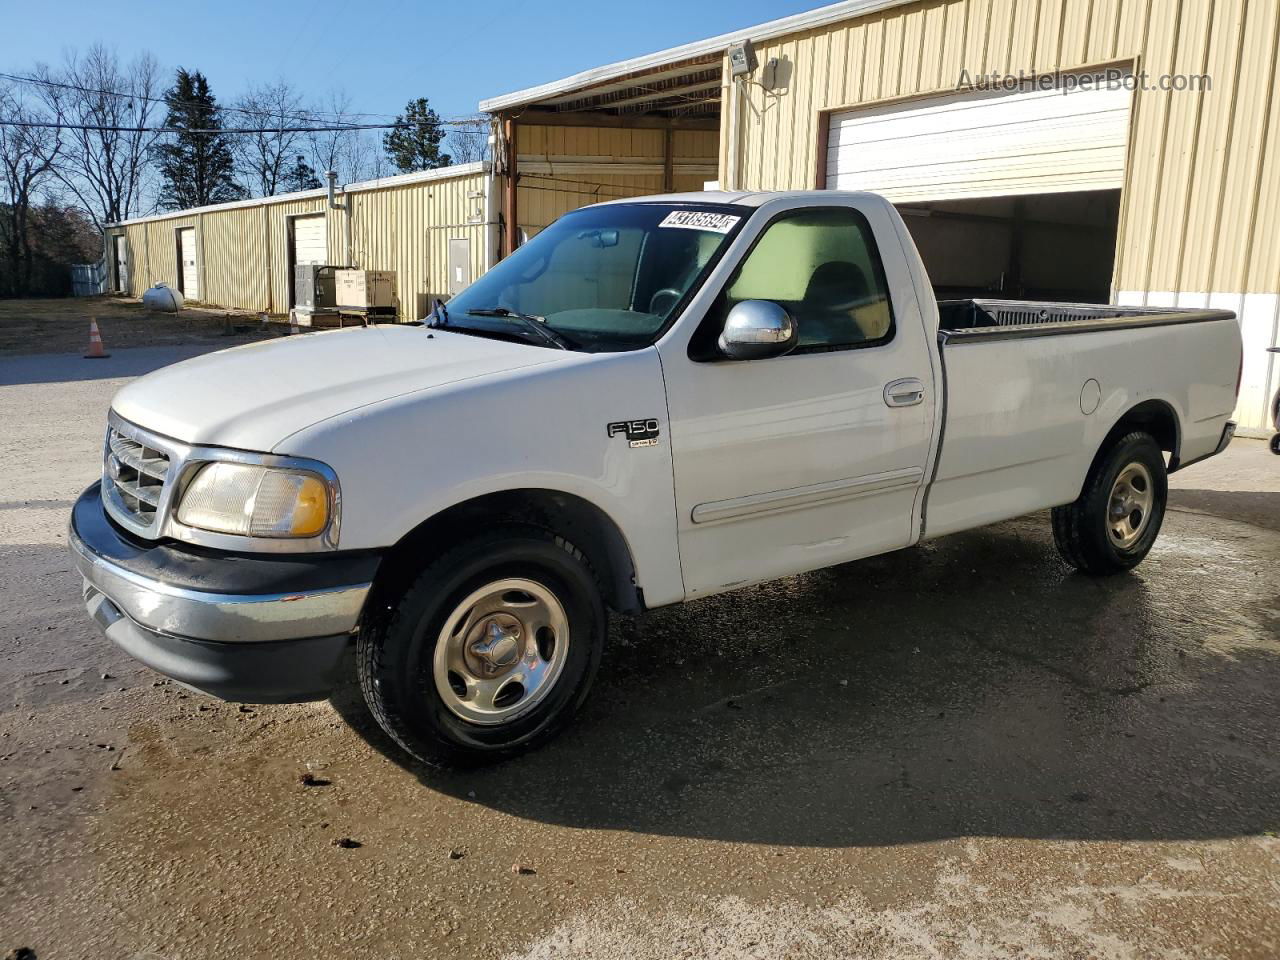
top-left (1, 345), bottom-right (1277, 960)
top-left (0, 295), bottom-right (278, 355)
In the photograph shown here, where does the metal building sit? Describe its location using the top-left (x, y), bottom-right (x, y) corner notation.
top-left (481, 0), bottom-right (1280, 434)
top-left (104, 163), bottom-right (494, 321)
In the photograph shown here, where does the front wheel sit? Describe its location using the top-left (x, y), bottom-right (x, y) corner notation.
top-left (358, 527), bottom-right (606, 766)
top-left (1052, 431), bottom-right (1168, 575)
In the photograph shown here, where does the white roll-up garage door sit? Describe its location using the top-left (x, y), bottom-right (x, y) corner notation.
top-left (177, 227), bottom-right (199, 300)
top-left (826, 71), bottom-right (1134, 202)
top-left (293, 215), bottom-right (327, 265)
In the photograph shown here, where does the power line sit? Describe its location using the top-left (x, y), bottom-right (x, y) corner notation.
top-left (0, 69), bottom-right (389, 129)
top-left (1, 69), bottom-right (489, 131)
top-left (0, 118), bottom-right (419, 133)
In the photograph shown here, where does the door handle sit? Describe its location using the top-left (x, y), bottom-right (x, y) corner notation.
top-left (884, 378), bottom-right (925, 407)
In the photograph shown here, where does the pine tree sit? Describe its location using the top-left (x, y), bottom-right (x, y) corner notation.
top-left (383, 98), bottom-right (451, 173)
top-left (154, 68), bottom-right (243, 209)
top-left (281, 154), bottom-right (322, 193)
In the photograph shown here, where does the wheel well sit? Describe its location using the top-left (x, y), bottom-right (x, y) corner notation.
top-left (1094, 399), bottom-right (1181, 476)
top-left (373, 490), bottom-right (643, 615)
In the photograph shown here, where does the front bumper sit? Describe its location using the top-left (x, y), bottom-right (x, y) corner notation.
top-left (69, 482), bottom-right (380, 702)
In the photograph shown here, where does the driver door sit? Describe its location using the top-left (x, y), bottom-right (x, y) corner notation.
top-left (657, 197), bottom-right (936, 598)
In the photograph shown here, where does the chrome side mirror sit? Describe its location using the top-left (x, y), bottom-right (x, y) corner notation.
top-left (717, 300), bottom-right (798, 361)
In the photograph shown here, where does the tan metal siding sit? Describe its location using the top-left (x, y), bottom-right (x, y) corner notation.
top-left (346, 171), bottom-right (487, 320)
top-left (1242, 5), bottom-right (1280, 293)
top-left (516, 125), bottom-right (718, 235)
top-left (726, 0), bottom-right (1280, 296)
top-left (107, 170), bottom-right (484, 318)
top-left (200, 207), bottom-right (268, 311)
top-left (1214, 0), bottom-right (1279, 292)
top-left (517, 125), bottom-right (664, 235)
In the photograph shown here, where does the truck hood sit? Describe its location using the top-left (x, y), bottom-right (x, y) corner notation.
top-left (111, 326), bottom-right (565, 451)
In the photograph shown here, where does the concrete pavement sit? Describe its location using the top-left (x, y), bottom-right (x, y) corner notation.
top-left (1, 345), bottom-right (1277, 960)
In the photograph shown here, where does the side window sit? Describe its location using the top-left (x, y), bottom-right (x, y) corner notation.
top-left (713, 207), bottom-right (895, 353)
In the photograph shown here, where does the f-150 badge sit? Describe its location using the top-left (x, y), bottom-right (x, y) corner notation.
top-left (607, 418), bottom-right (660, 448)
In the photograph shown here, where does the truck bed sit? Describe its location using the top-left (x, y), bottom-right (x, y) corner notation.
top-left (923, 297), bottom-right (1240, 541)
top-left (937, 298), bottom-right (1234, 342)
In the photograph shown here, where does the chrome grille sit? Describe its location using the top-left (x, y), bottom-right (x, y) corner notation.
top-left (104, 423), bottom-right (172, 529)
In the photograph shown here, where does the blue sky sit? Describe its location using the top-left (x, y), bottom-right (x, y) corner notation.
top-left (3, 0), bottom-right (820, 121)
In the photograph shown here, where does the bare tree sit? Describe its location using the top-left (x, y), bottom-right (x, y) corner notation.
top-left (305, 90), bottom-right (394, 185)
top-left (0, 80), bottom-right (63, 297)
top-left (345, 131), bottom-right (391, 182)
top-left (233, 80), bottom-right (308, 196)
top-left (307, 90), bottom-right (359, 183)
top-left (39, 46), bottom-right (162, 231)
top-left (446, 118), bottom-right (490, 164)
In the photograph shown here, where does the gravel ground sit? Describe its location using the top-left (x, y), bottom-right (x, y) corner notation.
top-left (1, 344), bottom-right (1277, 960)
top-left (0, 295), bottom-right (276, 356)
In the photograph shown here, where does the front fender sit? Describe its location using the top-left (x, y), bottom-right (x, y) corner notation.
top-left (277, 347), bottom-right (686, 608)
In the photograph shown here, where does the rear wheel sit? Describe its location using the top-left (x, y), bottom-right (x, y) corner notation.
top-left (358, 526), bottom-right (606, 766)
top-left (1052, 431), bottom-right (1168, 575)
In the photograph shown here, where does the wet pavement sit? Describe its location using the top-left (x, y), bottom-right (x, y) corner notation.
top-left (1, 346), bottom-right (1278, 959)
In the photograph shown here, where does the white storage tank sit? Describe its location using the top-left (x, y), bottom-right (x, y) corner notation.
top-left (142, 283), bottom-right (185, 313)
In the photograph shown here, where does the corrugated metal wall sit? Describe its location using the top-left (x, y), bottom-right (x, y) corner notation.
top-left (516, 125), bottom-right (718, 236)
top-left (346, 172), bottom-right (487, 320)
top-left (104, 168), bottom-right (486, 321)
top-left (721, 0), bottom-right (1280, 430)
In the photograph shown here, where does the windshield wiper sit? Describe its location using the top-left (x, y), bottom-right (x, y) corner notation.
top-left (463, 307), bottom-right (578, 350)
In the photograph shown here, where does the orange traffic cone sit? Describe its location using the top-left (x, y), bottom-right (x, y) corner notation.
top-left (84, 319), bottom-right (110, 359)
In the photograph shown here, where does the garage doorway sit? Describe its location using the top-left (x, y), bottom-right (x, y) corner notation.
top-left (288, 214), bottom-right (327, 308)
top-left (899, 190), bottom-right (1122, 302)
top-left (824, 68), bottom-right (1132, 303)
top-left (112, 235), bottom-right (129, 294)
top-left (176, 227), bottom-right (198, 300)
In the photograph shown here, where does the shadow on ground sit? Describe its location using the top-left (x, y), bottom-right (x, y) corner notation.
top-left (334, 514), bottom-right (1280, 847)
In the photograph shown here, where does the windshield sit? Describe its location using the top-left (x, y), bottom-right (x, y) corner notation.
top-left (444, 203), bottom-right (746, 351)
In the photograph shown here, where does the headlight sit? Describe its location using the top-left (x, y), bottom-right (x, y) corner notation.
top-left (177, 462), bottom-right (332, 538)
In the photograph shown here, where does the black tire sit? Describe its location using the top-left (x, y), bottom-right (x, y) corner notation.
top-left (1052, 431), bottom-right (1168, 575)
top-left (1270, 433), bottom-right (1280, 456)
top-left (358, 526), bottom-right (606, 767)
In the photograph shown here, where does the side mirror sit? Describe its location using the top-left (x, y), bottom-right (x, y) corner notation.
top-left (717, 300), bottom-right (798, 361)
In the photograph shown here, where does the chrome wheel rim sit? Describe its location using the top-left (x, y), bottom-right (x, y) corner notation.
top-left (1108, 462), bottom-right (1154, 549)
top-left (432, 578), bottom-right (569, 725)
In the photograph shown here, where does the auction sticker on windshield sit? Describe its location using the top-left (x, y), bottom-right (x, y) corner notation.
top-left (658, 211), bottom-right (741, 233)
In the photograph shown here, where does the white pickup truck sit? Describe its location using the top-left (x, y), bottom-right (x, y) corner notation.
top-left (70, 191), bottom-right (1242, 765)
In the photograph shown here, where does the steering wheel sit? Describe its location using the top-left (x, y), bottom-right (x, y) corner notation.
top-left (648, 288), bottom-right (683, 316)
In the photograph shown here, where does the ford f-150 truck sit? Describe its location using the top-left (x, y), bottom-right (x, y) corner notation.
top-left (69, 191), bottom-right (1242, 765)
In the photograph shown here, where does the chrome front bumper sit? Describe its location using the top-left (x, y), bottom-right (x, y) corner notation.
top-left (69, 482), bottom-right (379, 702)
top-left (70, 529), bottom-right (371, 643)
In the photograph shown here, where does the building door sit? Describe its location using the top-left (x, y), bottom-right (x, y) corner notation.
top-left (825, 69), bottom-right (1134, 201)
top-left (177, 227), bottom-right (199, 300)
top-left (289, 215), bottom-right (327, 308)
top-left (827, 70), bottom-right (1132, 305)
top-left (293, 215), bottom-right (327, 266)
top-left (448, 238), bottom-right (471, 295)
top-left (113, 235), bottom-right (129, 294)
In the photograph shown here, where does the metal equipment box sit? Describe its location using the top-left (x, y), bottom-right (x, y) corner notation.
top-left (335, 269), bottom-right (397, 312)
top-left (294, 264), bottom-right (341, 311)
